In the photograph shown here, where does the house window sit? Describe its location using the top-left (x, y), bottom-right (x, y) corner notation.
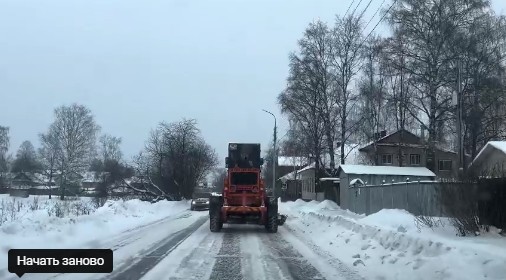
top-left (438, 160), bottom-right (452, 171)
top-left (410, 154), bottom-right (421, 165)
top-left (381, 154), bottom-right (393, 165)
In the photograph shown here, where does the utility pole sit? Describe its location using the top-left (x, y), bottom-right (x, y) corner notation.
top-left (456, 59), bottom-right (463, 178)
top-left (262, 109), bottom-right (277, 197)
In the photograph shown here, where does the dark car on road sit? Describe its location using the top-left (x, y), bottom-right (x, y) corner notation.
top-left (191, 192), bottom-right (210, 211)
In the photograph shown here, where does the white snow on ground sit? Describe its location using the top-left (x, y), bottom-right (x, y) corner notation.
top-left (141, 221), bottom-right (222, 280)
top-left (0, 194), bottom-right (192, 278)
top-left (281, 199), bottom-right (506, 280)
top-left (2, 194), bottom-right (505, 280)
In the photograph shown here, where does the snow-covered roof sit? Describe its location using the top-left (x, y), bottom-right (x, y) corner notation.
top-left (358, 131), bottom-right (399, 150)
top-left (277, 156), bottom-right (307, 167)
top-left (339, 164), bottom-right (436, 177)
top-left (349, 178), bottom-right (365, 186)
top-left (318, 144), bottom-right (368, 168)
top-left (81, 172), bottom-right (100, 183)
top-left (478, 141), bottom-right (506, 156)
top-left (278, 162), bottom-right (316, 181)
top-left (320, 177), bottom-right (340, 182)
top-left (279, 170), bottom-right (297, 181)
top-left (358, 129), bottom-right (459, 155)
top-left (297, 162), bottom-right (316, 173)
top-left (469, 141), bottom-right (506, 172)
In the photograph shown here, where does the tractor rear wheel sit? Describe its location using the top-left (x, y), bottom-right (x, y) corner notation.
top-left (265, 196), bottom-right (278, 233)
top-left (209, 196), bottom-right (223, 232)
top-left (210, 211), bottom-right (222, 232)
top-left (265, 214), bottom-right (278, 233)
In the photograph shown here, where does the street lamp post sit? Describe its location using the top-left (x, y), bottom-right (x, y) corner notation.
top-left (262, 109), bottom-right (277, 197)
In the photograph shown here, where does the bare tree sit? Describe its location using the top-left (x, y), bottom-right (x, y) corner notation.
top-left (331, 13), bottom-right (365, 164)
top-left (50, 104), bottom-right (100, 199)
top-left (99, 134), bottom-right (123, 162)
top-left (358, 36), bottom-right (388, 143)
top-left (458, 13), bottom-right (506, 160)
top-left (0, 126), bottom-right (9, 186)
top-left (123, 151), bottom-right (174, 201)
top-left (278, 20), bottom-right (334, 192)
top-left (12, 140), bottom-right (41, 173)
top-left (388, 0), bottom-right (489, 169)
top-left (39, 127), bottom-right (61, 199)
top-left (0, 126), bottom-right (9, 174)
top-left (211, 167), bottom-right (227, 191)
top-left (279, 119), bottom-right (313, 159)
top-left (142, 119), bottom-right (218, 200)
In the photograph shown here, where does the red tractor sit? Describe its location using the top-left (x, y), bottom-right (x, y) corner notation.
top-left (209, 143), bottom-right (285, 233)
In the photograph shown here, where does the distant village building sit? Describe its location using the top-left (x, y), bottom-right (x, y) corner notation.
top-left (358, 129), bottom-right (464, 178)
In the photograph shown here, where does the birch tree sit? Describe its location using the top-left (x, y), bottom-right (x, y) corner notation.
top-left (50, 104), bottom-right (100, 199)
top-left (331, 14), bottom-right (365, 164)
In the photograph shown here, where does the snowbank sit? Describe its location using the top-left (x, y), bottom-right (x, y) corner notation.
top-left (0, 195), bottom-right (190, 272)
top-left (282, 199), bottom-right (506, 280)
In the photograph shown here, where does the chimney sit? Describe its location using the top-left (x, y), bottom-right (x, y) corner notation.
top-left (380, 130), bottom-right (387, 138)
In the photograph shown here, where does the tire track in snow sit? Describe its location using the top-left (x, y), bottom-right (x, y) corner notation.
top-left (210, 225), bottom-right (324, 280)
top-left (89, 211), bottom-right (194, 252)
top-left (260, 232), bottom-right (325, 280)
top-left (280, 224), bottom-right (364, 280)
top-left (105, 216), bottom-right (207, 280)
top-left (209, 231), bottom-right (242, 280)
top-left (240, 228), bottom-right (287, 280)
top-left (165, 223), bottom-right (223, 280)
top-left (1, 211), bottom-right (197, 280)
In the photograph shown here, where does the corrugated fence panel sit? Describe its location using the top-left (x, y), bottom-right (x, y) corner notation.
top-left (347, 181), bottom-right (447, 216)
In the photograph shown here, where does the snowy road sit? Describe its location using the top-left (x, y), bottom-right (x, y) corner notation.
top-left (140, 217), bottom-right (364, 280)
top-left (6, 209), bottom-right (363, 280)
top-left (114, 211), bottom-right (364, 280)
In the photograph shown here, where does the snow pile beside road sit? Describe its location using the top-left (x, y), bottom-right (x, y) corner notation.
top-left (283, 199), bottom-right (506, 280)
top-left (280, 198), bottom-right (363, 221)
top-left (0, 196), bottom-right (190, 274)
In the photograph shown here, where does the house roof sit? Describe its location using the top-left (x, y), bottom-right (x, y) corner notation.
top-left (359, 129), bottom-right (458, 155)
top-left (319, 143), bottom-right (370, 168)
top-left (468, 141), bottom-right (506, 172)
top-left (277, 143), bottom-right (373, 181)
top-left (359, 130), bottom-right (405, 150)
top-left (81, 171), bottom-right (103, 183)
top-left (278, 162), bottom-right (315, 181)
top-left (338, 164), bottom-right (436, 177)
top-left (12, 172), bottom-right (37, 182)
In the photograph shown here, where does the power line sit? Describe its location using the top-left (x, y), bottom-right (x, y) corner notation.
top-left (343, 0), bottom-right (356, 18)
top-left (364, 0), bottom-right (387, 30)
top-left (357, 0), bottom-right (375, 21)
top-left (350, 0), bottom-right (364, 17)
top-left (360, 0), bottom-right (399, 46)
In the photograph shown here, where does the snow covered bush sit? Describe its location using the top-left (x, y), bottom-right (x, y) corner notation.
top-left (0, 195), bottom-right (98, 225)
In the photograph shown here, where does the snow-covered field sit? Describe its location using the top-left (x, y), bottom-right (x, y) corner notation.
top-left (0, 194), bottom-right (193, 279)
top-left (281, 199), bottom-right (506, 280)
top-left (1, 195), bottom-right (505, 280)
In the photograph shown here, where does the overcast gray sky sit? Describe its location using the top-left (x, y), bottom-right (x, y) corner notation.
top-left (1, 0), bottom-right (505, 165)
